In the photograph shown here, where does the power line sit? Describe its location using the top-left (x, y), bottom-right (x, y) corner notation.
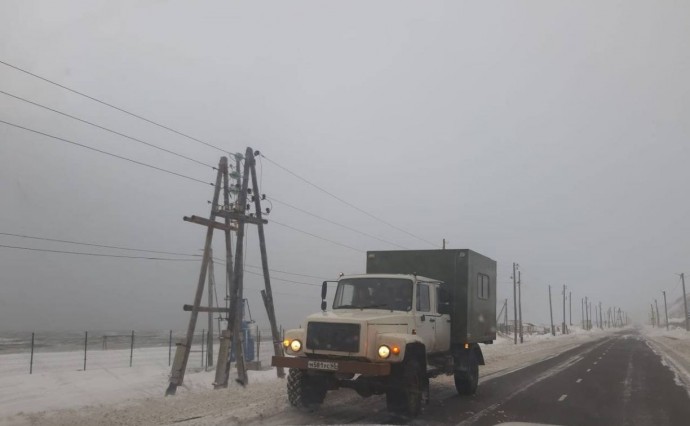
top-left (0, 59), bottom-right (228, 154)
top-left (0, 243), bottom-right (201, 261)
top-left (0, 231), bottom-right (328, 281)
top-left (270, 219), bottom-right (364, 253)
top-left (0, 119), bottom-right (213, 186)
top-left (260, 153), bottom-right (438, 248)
top-left (0, 89), bottom-right (214, 168)
top-left (0, 232), bottom-right (198, 257)
top-left (269, 196), bottom-right (408, 249)
top-left (244, 269), bottom-right (320, 287)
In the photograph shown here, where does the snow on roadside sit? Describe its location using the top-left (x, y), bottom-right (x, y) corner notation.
top-left (640, 325), bottom-right (690, 392)
top-left (0, 328), bottom-right (618, 426)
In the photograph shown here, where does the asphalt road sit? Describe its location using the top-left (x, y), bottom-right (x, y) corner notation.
top-left (255, 331), bottom-right (690, 425)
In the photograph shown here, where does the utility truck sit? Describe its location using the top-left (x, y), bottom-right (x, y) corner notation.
top-left (271, 249), bottom-right (496, 416)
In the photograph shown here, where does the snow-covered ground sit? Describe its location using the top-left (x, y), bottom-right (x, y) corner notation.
top-left (641, 325), bottom-right (690, 392)
top-left (0, 327), bottom-right (617, 426)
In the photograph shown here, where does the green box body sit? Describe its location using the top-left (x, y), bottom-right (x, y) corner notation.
top-left (366, 249), bottom-right (497, 344)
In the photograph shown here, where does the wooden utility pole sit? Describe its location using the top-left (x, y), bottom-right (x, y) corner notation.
top-left (207, 250), bottom-right (215, 368)
top-left (655, 299), bottom-right (660, 331)
top-left (442, 238), bottom-right (446, 249)
top-left (581, 298), bottom-right (584, 329)
top-left (651, 303), bottom-right (656, 327)
top-left (247, 149), bottom-right (285, 378)
top-left (513, 263), bottom-right (518, 344)
top-left (166, 158), bottom-right (228, 396)
top-left (599, 302), bottom-right (604, 330)
top-left (562, 285), bottom-right (567, 335)
top-left (569, 291), bottom-right (572, 326)
top-left (585, 296), bottom-right (589, 330)
top-left (682, 273), bottom-right (689, 332)
top-left (518, 271), bottom-right (523, 343)
top-left (549, 285), bottom-right (555, 336)
top-left (504, 298), bottom-right (509, 334)
top-left (662, 291), bottom-right (669, 331)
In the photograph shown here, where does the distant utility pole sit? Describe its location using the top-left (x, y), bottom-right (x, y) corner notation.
top-left (581, 298), bottom-right (584, 329)
top-left (584, 296), bottom-right (589, 330)
top-left (599, 302), bottom-right (604, 330)
top-left (655, 299), bottom-right (660, 331)
top-left (504, 298), bottom-right (509, 334)
top-left (569, 291), bottom-right (572, 326)
top-left (442, 238), bottom-right (446, 249)
top-left (562, 285), bottom-right (567, 335)
top-left (662, 291), bottom-right (669, 331)
top-left (518, 271), bottom-right (523, 343)
top-left (549, 285), bottom-right (555, 336)
top-left (513, 263), bottom-right (518, 344)
top-left (651, 303), bottom-right (656, 327)
top-left (682, 273), bottom-right (689, 332)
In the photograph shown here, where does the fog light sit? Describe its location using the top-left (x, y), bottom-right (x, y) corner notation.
top-left (283, 339), bottom-right (290, 348)
top-left (290, 339), bottom-right (302, 352)
top-left (378, 345), bottom-right (391, 359)
top-left (391, 345), bottom-right (400, 356)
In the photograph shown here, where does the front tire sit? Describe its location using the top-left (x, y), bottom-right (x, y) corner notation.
top-left (287, 368), bottom-right (327, 410)
top-left (386, 358), bottom-right (424, 416)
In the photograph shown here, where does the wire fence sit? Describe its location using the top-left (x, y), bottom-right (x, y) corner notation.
top-left (0, 327), bottom-right (281, 375)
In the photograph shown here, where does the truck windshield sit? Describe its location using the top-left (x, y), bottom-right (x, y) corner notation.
top-left (333, 278), bottom-right (413, 311)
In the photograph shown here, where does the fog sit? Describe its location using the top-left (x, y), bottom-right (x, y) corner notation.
top-left (1, 0), bottom-right (688, 332)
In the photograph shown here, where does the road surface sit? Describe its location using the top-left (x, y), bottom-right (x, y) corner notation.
top-left (254, 330), bottom-right (690, 425)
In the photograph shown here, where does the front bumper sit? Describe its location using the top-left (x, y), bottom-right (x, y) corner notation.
top-left (272, 356), bottom-right (391, 376)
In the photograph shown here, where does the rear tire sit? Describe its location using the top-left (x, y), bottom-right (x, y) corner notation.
top-left (386, 358), bottom-right (424, 416)
top-left (454, 355), bottom-right (478, 395)
top-left (287, 368), bottom-right (327, 410)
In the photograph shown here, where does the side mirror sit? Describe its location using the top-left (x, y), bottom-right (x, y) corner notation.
top-left (321, 281), bottom-right (328, 300)
top-left (321, 301), bottom-right (327, 311)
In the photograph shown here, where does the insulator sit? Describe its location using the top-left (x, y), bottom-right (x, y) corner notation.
top-left (261, 194), bottom-right (266, 200)
top-left (247, 188), bottom-right (252, 194)
top-left (266, 208), bottom-right (271, 214)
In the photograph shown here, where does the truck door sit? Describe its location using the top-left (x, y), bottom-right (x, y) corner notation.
top-left (433, 284), bottom-right (451, 352)
top-left (415, 282), bottom-right (435, 351)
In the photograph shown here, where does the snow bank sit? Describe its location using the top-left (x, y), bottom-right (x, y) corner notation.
top-left (0, 328), bottom-right (619, 426)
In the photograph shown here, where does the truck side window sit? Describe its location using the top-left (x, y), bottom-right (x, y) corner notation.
top-left (477, 274), bottom-right (490, 300)
top-left (437, 285), bottom-right (450, 314)
top-left (417, 283), bottom-right (430, 312)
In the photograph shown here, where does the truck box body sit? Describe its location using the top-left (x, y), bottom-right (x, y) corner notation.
top-left (366, 249), bottom-right (496, 344)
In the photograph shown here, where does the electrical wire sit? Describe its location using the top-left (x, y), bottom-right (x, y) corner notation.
top-left (0, 89), bottom-right (214, 168)
top-left (268, 196), bottom-right (407, 249)
top-left (0, 59), bottom-right (228, 154)
top-left (0, 243), bottom-right (201, 261)
top-left (0, 231), bottom-right (199, 257)
top-left (1, 230), bottom-right (328, 281)
top-left (244, 269), bottom-right (320, 287)
top-left (0, 119), bottom-right (213, 186)
top-left (260, 153), bottom-right (439, 248)
top-left (269, 219), bottom-right (364, 253)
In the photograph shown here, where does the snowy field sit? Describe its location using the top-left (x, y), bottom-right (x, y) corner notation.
top-left (0, 328), bottom-right (619, 425)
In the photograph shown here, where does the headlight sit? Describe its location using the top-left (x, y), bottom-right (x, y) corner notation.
top-left (282, 339), bottom-right (290, 348)
top-left (290, 339), bottom-right (302, 352)
top-left (378, 345), bottom-right (391, 359)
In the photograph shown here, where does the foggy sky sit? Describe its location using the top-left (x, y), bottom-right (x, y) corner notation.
top-left (1, 0), bottom-right (689, 332)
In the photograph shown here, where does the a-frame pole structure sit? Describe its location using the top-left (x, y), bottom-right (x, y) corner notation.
top-left (166, 157), bottom-right (229, 396)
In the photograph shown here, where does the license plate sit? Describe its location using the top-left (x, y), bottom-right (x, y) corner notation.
top-left (307, 360), bottom-right (339, 371)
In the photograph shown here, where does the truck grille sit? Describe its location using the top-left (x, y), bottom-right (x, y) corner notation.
top-left (307, 322), bottom-right (360, 353)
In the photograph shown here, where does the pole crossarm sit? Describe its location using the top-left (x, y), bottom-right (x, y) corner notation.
top-left (184, 215), bottom-right (237, 231)
top-left (214, 210), bottom-right (268, 225)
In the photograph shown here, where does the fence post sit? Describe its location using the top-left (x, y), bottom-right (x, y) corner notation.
top-left (168, 330), bottom-right (172, 366)
top-left (129, 330), bottom-right (134, 367)
top-left (30, 332), bottom-right (34, 374)
top-left (83, 331), bottom-right (88, 371)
